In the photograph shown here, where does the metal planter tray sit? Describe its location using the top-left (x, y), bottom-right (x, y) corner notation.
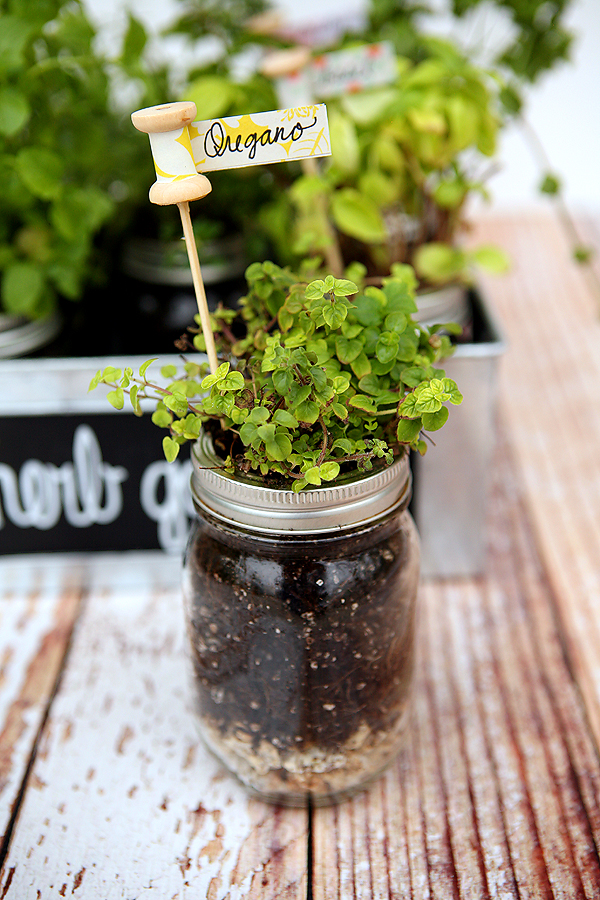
top-left (0, 355), bottom-right (195, 556)
top-left (0, 291), bottom-right (504, 570)
top-left (411, 289), bottom-right (506, 577)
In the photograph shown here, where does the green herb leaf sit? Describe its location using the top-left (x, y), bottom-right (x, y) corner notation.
top-left (0, 86), bottom-right (30, 136)
top-left (384, 312), bottom-right (407, 335)
top-left (106, 388), bottom-right (124, 410)
top-left (15, 147), bottom-right (64, 200)
top-left (414, 243), bottom-right (467, 284)
top-left (102, 366), bottom-right (122, 382)
top-left (350, 352), bottom-right (372, 379)
top-left (335, 336), bottom-right (363, 363)
top-left (349, 394), bottom-right (377, 413)
top-left (130, 384), bottom-right (142, 416)
top-left (376, 332), bottom-right (400, 365)
top-left (319, 461), bottom-right (340, 481)
top-left (88, 370), bottom-right (102, 392)
top-left (247, 406), bottom-right (270, 425)
top-left (332, 374), bottom-right (351, 394)
top-left (306, 280), bottom-right (326, 300)
top-left (332, 278), bottom-right (358, 297)
top-left (221, 370), bottom-right (245, 390)
top-left (139, 359), bottom-right (157, 379)
top-left (331, 188), bottom-right (387, 243)
top-left (151, 408), bottom-right (173, 428)
top-left (331, 402), bottom-right (349, 420)
top-left (358, 373), bottom-right (381, 395)
top-left (295, 400), bottom-right (320, 424)
top-left (1, 262), bottom-right (44, 316)
top-left (470, 245), bottom-right (511, 275)
top-left (396, 418), bottom-right (422, 443)
top-left (304, 466), bottom-right (321, 486)
top-left (163, 436), bottom-right (180, 462)
top-left (273, 368), bottom-right (293, 394)
top-left (265, 432), bottom-right (293, 461)
top-left (164, 391), bottom-right (188, 416)
top-left (272, 409), bottom-right (298, 428)
top-left (422, 406), bottom-right (449, 431)
top-left (239, 422), bottom-right (259, 446)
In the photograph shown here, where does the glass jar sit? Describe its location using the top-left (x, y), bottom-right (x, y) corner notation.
top-left (182, 433), bottom-right (420, 806)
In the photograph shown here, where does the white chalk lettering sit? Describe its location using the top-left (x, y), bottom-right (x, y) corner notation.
top-left (0, 425), bottom-right (128, 531)
top-left (140, 460), bottom-right (194, 553)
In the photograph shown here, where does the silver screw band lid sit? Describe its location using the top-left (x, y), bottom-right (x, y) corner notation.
top-left (190, 431), bottom-right (411, 534)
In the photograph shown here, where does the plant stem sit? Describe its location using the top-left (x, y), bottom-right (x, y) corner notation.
top-left (317, 415), bottom-right (329, 466)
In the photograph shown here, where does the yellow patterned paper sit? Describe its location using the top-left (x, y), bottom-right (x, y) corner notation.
top-left (148, 126), bottom-right (198, 183)
top-left (190, 105), bottom-right (330, 173)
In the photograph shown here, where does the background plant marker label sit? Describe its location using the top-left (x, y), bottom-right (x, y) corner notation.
top-left (277, 42), bottom-right (397, 102)
top-left (190, 105), bottom-right (330, 173)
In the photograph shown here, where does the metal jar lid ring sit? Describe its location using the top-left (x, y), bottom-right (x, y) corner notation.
top-left (190, 431), bottom-right (412, 535)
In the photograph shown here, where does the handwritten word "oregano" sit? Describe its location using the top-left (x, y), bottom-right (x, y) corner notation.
top-left (204, 116), bottom-right (318, 161)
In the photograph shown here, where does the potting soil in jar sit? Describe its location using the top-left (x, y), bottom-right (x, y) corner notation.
top-left (182, 433), bottom-right (420, 806)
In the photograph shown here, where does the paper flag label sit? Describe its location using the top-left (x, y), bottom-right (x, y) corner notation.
top-left (310, 42), bottom-right (396, 98)
top-left (191, 105), bottom-right (330, 173)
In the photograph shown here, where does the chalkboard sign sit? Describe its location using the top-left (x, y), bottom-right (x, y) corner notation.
top-left (0, 356), bottom-right (196, 556)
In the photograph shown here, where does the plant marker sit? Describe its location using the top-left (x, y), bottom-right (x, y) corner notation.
top-left (260, 49), bottom-right (344, 277)
top-left (131, 101), bottom-right (219, 373)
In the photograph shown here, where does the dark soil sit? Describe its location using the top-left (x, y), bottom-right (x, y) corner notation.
top-left (183, 510), bottom-right (417, 754)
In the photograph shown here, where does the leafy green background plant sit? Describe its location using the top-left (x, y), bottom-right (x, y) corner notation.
top-left (259, 37), bottom-right (510, 286)
top-left (0, 1), bottom-right (122, 319)
top-left (342, 0), bottom-right (589, 267)
top-left (90, 262), bottom-right (462, 490)
top-left (1, 0), bottom-right (579, 324)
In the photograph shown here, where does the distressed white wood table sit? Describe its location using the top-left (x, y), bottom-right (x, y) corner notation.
top-left (2, 212), bottom-right (600, 898)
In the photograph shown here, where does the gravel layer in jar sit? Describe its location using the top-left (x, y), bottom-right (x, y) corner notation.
top-left (183, 507), bottom-right (419, 805)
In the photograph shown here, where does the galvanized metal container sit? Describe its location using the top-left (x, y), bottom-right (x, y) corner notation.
top-left (412, 289), bottom-right (506, 577)
top-left (0, 312), bottom-right (62, 358)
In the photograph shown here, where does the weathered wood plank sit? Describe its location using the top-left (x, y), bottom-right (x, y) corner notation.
top-left (0, 558), bottom-right (84, 847)
top-left (0, 554), bottom-right (307, 899)
top-left (471, 212), bottom-right (600, 748)
top-left (312, 434), bottom-right (600, 899)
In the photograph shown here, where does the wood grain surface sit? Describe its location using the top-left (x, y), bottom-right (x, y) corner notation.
top-left (312, 433), bottom-right (600, 899)
top-left (472, 212), bottom-right (600, 748)
top-left (0, 558), bottom-right (84, 845)
top-left (0, 555), bottom-right (307, 899)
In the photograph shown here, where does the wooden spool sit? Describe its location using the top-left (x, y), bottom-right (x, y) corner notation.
top-left (131, 101), bottom-right (212, 206)
top-left (259, 46), bottom-right (312, 80)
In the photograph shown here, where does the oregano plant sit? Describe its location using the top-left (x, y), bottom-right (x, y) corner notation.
top-left (90, 261), bottom-right (462, 491)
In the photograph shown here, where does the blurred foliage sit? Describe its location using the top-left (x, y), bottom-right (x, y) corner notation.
top-left (449, 0), bottom-right (573, 83)
top-left (0, 0), bottom-right (579, 320)
top-left (364, 0), bottom-right (574, 88)
top-left (0, 0), bottom-right (123, 318)
top-left (258, 37), bottom-right (510, 284)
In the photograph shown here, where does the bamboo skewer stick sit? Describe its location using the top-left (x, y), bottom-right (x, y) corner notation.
top-left (131, 100), bottom-right (219, 373)
top-left (177, 201), bottom-right (219, 372)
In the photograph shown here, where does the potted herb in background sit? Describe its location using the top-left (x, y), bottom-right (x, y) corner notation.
top-left (91, 259), bottom-right (462, 805)
top-left (234, 28), bottom-right (509, 575)
top-left (0, 0), bottom-right (124, 357)
top-left (256, 35), bottom-right (511, 331)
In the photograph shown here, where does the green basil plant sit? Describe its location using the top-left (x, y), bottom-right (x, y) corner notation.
top-left (259, 37), bottom-right (510, 288)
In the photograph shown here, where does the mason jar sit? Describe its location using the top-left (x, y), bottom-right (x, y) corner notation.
top-left (182, 432), bottom-right (420, 806)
